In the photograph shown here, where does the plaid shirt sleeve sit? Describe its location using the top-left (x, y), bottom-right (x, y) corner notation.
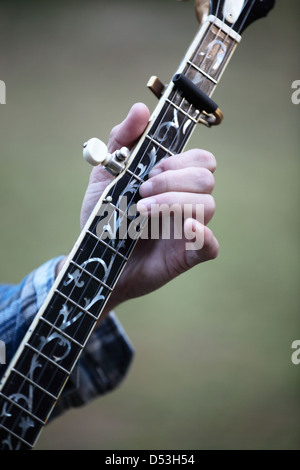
top-left (0, 257), bottom-right (134, 418)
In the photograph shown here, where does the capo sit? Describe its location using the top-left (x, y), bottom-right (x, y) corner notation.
top-left (172, 73), bottom-right (223, 127)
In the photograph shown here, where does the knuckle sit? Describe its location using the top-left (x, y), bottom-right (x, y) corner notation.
top-left (203, 151), bottom-right (217, 171)
top-left (196, 168), bottom-right (215, 192)
top-left (160, 171), bottom-right (170, 192)
top-left (108, 124), bottom-right (118, 141)
top-left (194, 149), bottom-right (217, 171)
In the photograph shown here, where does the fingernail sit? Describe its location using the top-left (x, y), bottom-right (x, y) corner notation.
top-left (139, 180), bottom-right (153, 198)
top-left (137, 197), bottom-right (157, 216)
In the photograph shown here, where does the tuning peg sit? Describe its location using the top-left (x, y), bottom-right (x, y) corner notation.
top-left (83, 138), bottom-right (130, 175)
top-left (83, 138), bottom-right (108, 166)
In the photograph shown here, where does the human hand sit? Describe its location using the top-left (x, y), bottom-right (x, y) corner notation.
top-left (78, 103), bottom-right (219, 313)
top-left (57, 103), bottom-right (219, 314)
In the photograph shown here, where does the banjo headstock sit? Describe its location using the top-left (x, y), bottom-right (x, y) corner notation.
top-left (194, 0), bottom-right (275, 33)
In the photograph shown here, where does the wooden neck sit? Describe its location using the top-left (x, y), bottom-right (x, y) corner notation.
top-left (0, 15), bottom-right (241, 450)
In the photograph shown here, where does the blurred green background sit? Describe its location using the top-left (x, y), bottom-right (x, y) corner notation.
top-left (0, 0), bottom-right (299, 450)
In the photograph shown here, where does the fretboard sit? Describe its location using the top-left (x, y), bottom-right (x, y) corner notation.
top-left (0, 16), bottom-right (240, 450)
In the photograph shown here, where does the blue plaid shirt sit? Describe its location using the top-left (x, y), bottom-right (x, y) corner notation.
top-left (0, 257), bottom-right (134, 418)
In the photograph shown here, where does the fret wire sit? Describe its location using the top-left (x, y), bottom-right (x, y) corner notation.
top-left (11, 368), bottom-right (58, 401)
top-left (0, 392), bottom-right (45, 425)
top-left (103, 200), bottom-right (147, 233)
top-left (184, 25), bottom-right (214, 87)
top-left (191, 22), bottom-right (236, 87)
top-left (25, 343), bottom-right (71, 375)
top-left (145, 134), bottom-right (175, 156)
top-left (186, 60), bottom-right (218, 84)
top-left (94, 199), bottom-right (140, 239)
top-left (0, 423), bottom-right (32, 448)
top-left (39, 316), bottom-right (84, 349)
top-left (163, 91), bottom-right (198, 151)
top-left (165, 99), bottom-right (199, 123)
top-left (186, 23), bottom-right (225, 88)
top-left (125, 168), bottom-right (144, 184)
top-left (108, 201), bottom-right (127, 218)
top-left (55, 290), bottom-right (98, 321)
top-left (69, 260), bottom-right (113, 292)
top-left (153, 97), bottom-right (190, 154)
top-left (86, 230), bottom-right (129, 261)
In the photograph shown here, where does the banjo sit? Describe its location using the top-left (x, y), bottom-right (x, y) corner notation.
top-left (0, 0), bottom-right (275, 450)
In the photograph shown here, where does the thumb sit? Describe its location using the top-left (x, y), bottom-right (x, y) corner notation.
top-left (108, 102), bottom-right (150, 153)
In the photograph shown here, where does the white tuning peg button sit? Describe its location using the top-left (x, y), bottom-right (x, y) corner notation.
top-left (83, 138), bottom-right (130, 175)
top-left (83, 138), bottom-right (109, 166)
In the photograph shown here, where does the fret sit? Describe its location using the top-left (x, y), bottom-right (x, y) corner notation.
top-left (128, 137), bottom-right (174, 177)
top-left (0, 397), bottom-right (42, 447)
top-left (54, 289), bottom-right (98, 321)
top-left (186, 60), bottom-right (218, 84)
top-left (146, 100), bottom-right (196, 155)
top-left (70, 249), bottom-right (124, 298)
top-left (43, 293), bottom-right (97, 346)
top-left (13, 346), bottom-right (68, 397)
top-left (0, 392), bottom-right (45, 425)
top-left (0, 423), bottom-right (32, 450)
top-left (70, 260), bottom-right (113, 292)
top-left (1, 369), bottom-right (57, 421)
top-left (89, 206), bottom-right (137, 260)
top-left (125, 168), bottom-right (145, 184)
top-left (145, 134), bottom-right (175, 156)
top-left (27, 321), bottom-right (82, 371)
top-left (40, 316), bottom-right (84, 349)
top-left (57, 265), bottom-right (110, 314)
top-left (86, 230), bottom-right (129, 261)
top-left (182, 67), bottom-right (216, 97)
top-left (165, 98), bottom-right (199, 123)
top-left (188, 24), bottom-right (237, 83)
top-left (12, 368), bottom-right (57, 401)
top-left (206, 15), bottom-right (242, 43)
top-left (103, 200), bottom-right (142, 227)
top-left (24, 344), bottom-right (71, 375)
top-left (1, 370), bottom-right (56, 422)
top-left (102, 170), bottom-right (135, 208)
